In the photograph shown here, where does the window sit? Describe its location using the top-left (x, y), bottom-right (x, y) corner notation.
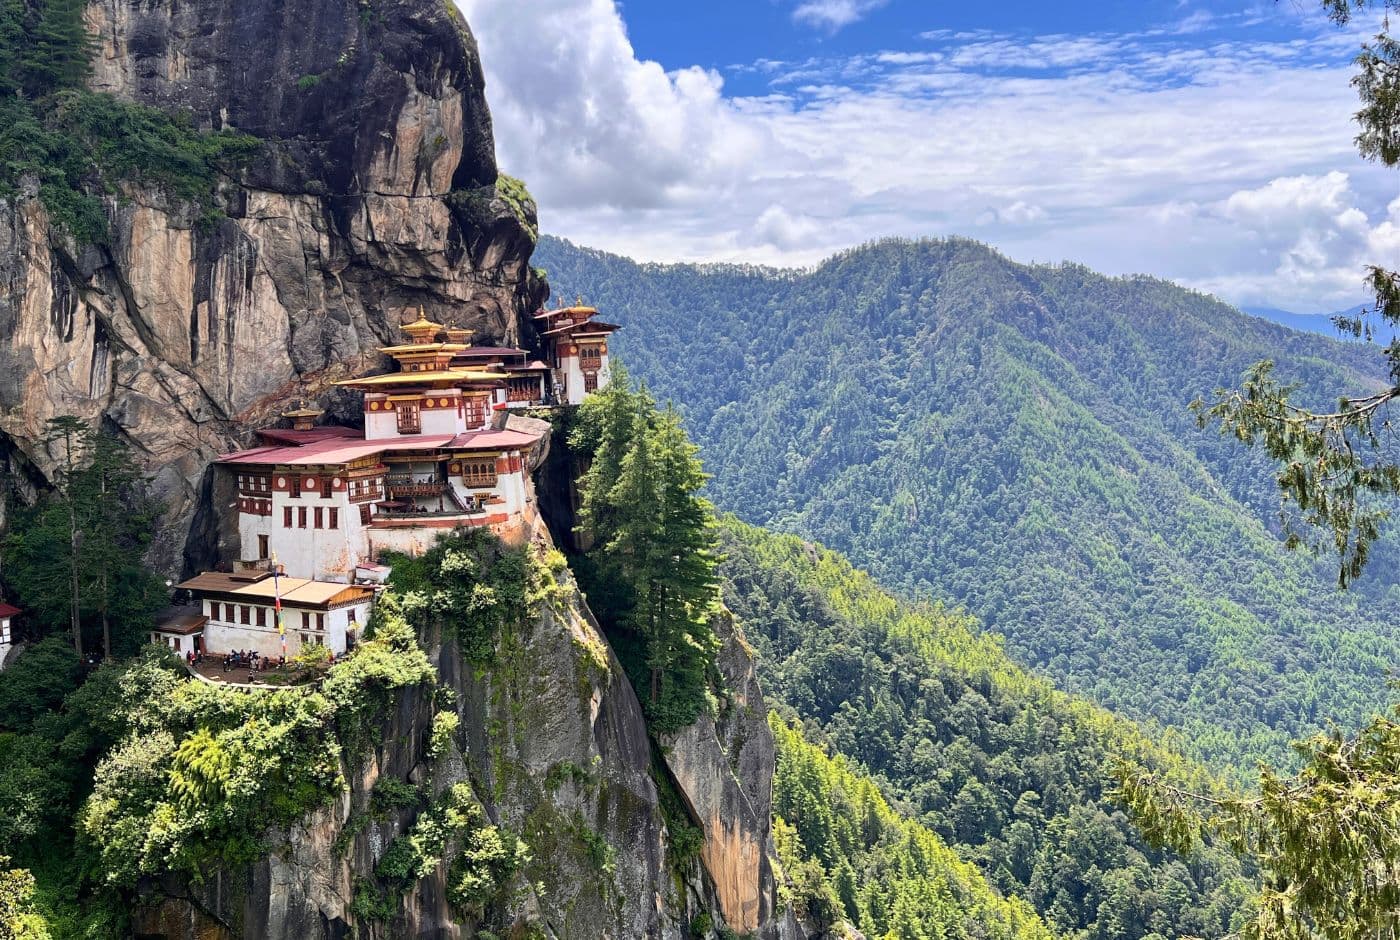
top-left (284, 506), bottom-right (293, 528)
top-left (321, 477), bottom-right (333, 499)
top-left (314, 507), bottom-right (323, 529)
top-left (360, 504), bottom-right (372, 525)
top-left (316, 613), bottom-right (326, 631)
top-left (240, 606), bottom-right (250, 625)
top-left (301, 611), bottom-right (311, 630)
top-left (224, 603), bottom-right (235, 622)
top-left (396, 402), bottom-right (421, 434)
top-left (583, 371), bottom-right (598, 393)
top-left (329, 507), bottom-right (339, 529)
top-left (463, 398), bottom-right (486, 428)
top-left (298, 507), bottom-right (307, 529)
top-left (256, 607), bottom-right (266, 627)
top-left (290, 476), bottom-right (301, 498)
top-left (461, 458), bottom-right (497, 488)
top-left (258, 534), bottom-right (269, 558)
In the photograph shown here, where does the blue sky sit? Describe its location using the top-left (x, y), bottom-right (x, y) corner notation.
top-left (458, 0), bottom-right (1400, 311)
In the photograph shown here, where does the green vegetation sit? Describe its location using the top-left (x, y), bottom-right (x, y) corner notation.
top-left (719, 519), bottom-right (1251, 939)
top-left (0, 858), bottom-right (48, 939)
top-left (0, 596), bottom-right (434, 935)
top-left (4, 418), bottom-right (166, 660)
top-left (368, 782), bottom-right (527, 922)
top-left (81, 607), bottom-right (434, 887)
top-left (496, 173), bottom-right (538, 239)
top-left (568, 369), bottom-right (722, 734)
top-left (535, 233), bottom-right (1400, 773)
top-left (772, 717), bottom-right (1056, 940)
top-left (448, 173), bottom-right (539, 244)
top-left (385, 526), bottom-right (557, 665)
top-left (0, 0), bottom-right (256, 243)
top-left (1114, 7), bottom-right (1400, 938)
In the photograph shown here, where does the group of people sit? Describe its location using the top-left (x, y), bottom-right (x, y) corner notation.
top-left (218, 649), bottom-right (286, 673)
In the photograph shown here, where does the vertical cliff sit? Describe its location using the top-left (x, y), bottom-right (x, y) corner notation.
top-left (133, 547), bottom-right (801, 940)
top-left (0, 3), bottom-right (808, 936)
top-left (0, 0), bottom-right (545, 572)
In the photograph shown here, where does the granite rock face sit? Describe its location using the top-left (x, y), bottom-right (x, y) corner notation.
top-left (133, 560), bottom-right (802, 939)
top-left (0, 0), bottom-right (545, 573)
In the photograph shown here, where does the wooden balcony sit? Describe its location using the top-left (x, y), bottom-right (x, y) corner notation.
top-left (388, 483), bottom-right (448, 498)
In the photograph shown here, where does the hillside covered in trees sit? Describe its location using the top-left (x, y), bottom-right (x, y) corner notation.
top-left (726, 520), bottom-right (1250, 940)
top-left (535, 234), bottom-right (1400, 771)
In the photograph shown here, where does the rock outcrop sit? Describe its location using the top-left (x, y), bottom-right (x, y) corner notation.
top-left (4, 3), bottom-right (806, 936)
top-left (134, 553), bottom-right (800, 940)
top-left (0, 0), bottom-right (545, 572)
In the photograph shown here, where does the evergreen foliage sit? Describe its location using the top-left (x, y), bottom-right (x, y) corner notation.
top-left (771, 717), bottom-right (1056, 940)
top-left (0, 0), bottom-right (256, 243)
top-left (1115, 8), bottom-right (1400, 937)
top-left (1119, 705), bottom-right (1400, 940)
top-left (719, 519), bottom-right (1252, 939)
top-left (80, 605), bottom-right (433, 888)
top-left (384, 526), bottom-right (555, 665)
top-left (535, 233), bottom-right (1400, 772)
top-left (0, 857), bottom-right (48, 940)
top-left (569, 370), bottom-right (722, 733)
top-left (2, 418), bottom-right (166, 660)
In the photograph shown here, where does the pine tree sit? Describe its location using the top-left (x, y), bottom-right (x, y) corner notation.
top-left (648, 405), bottom-right (719, 710)
top-left (572, 363), bottom-right (636, 545)
top-left (605, 390), bottom-right (667, 701)
top-left (19, 0), bottom-right (92, 96)
top-left (2, 418), bottom-right (162, 658)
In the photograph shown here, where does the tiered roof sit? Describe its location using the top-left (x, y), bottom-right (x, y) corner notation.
top-left (533, 303), bottom-right (620, 337)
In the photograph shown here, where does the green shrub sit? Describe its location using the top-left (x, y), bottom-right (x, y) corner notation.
top-left (79, 606), bottom-right (435, 887)
top-left (427, 710), bottom-right (459, 761)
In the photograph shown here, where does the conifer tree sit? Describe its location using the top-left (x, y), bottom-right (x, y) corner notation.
top-left (3, 418), bottom-right (162, 659)
top-left (19, 0), bottom-right (92, 96)
top-left (1122, 6), bottom-right (1400, 935)
top-left (569, 369), bottom-right (721, 728)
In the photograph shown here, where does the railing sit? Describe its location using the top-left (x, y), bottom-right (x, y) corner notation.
top-left (389, 483), bottom-right (447, 498)
top-left (386, 474), bottom-right (440, 487)
top-left (375, 505), bottom-right (482, 520)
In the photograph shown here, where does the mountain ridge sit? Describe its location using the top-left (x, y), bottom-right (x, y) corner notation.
top-left (534, 232), bottom-right (1400, 772)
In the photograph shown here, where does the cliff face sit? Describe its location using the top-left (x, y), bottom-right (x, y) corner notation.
top-left (134, 558), bottom-right (801, 940)
top-left (0, 0), bottom-right (544, 572)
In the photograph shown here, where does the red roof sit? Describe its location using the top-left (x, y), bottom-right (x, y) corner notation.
top-left (504, 360), bottom-right (550, 372)
top-left (446, 428), bottom-right (544, 450)
top-left (0, 603), bottom-right (20, 618)
top-left (256, 427), bottom-right (361, 445)
top-left (220, 434), bottom-right (457, 466)
top-left (453, 346), bottom-right (527, 358)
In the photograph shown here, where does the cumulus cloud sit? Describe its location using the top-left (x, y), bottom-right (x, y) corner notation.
top-left (791, 0), bottom-right (890, 32)
top-left (1186, 172), bottom-right (1400, 303)
top-left (459, 0), bottom-right (1394, 309)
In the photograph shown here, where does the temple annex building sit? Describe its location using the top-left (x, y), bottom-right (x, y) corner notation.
top-left (153, 304), bottom-right (617, 660)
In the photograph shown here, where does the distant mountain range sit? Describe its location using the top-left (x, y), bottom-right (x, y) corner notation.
top-left (1241, 304), bottom-right (1394, 344)
top-left (535, 234), bottom-right (1400, 773)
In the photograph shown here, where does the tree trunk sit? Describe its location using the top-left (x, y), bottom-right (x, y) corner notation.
top-left (649, 666), bottom-right (660, 704)
top-left (101, 572), bottom-right (111, 662)
top-left (69, 502), bottom-right (81, 659)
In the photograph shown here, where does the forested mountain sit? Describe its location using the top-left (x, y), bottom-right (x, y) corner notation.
top-left (535, 234), bottom-right (1400, 771)
top-left (727, 520), bottom-right (1251, 940)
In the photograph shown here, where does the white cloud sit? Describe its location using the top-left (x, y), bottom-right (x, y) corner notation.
top-left (791, 0), bottom-right (889, 32)
top-left (459, 0), bottom-right (1394, 310)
